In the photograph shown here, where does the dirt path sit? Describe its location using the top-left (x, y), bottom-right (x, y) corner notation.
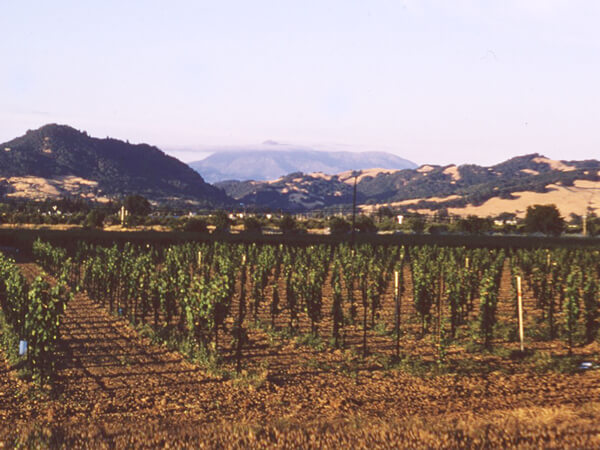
top-left (53, 291), bottom-right (212, 420)
top-left (0, 354), bottom-right (33, 437)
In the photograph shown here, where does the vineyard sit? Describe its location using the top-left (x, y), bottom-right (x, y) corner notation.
top-left (1, 238), bottom-right (600, 446)
top-left (25, 239), bottom-right (600, 372)
top-left (0, 251), bottom-right (70, 385)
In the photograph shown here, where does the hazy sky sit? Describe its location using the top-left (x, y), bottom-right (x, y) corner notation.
top-left (1, 0), bottom-right (599, 166)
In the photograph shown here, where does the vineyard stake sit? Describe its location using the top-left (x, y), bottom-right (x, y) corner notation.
top-left (120, 206), bottom-right (128, 226)
top-left (437, 269), bottom-right (444, 346)
top-left (394, 270), bottom-right (400, 358)
top-left (517, 275), bottom-right (524, 352)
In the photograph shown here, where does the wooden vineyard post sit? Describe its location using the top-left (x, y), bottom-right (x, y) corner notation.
top-left (437, 268), bottom-right (444, 347)
top-left (517, 275), bottom-right (524, 352)
top-left (120, 206), bottom-right (128, 226)
top-left (197, 250), bottom-right (202, 267)
top-left (394, 270), bottom-right (400, 358)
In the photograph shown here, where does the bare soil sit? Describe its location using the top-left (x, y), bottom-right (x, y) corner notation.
top-left (1, 262), bottom-right (600, 447)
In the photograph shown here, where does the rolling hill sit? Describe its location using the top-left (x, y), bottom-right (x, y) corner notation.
top-left (0, 124), bottom-right (230, 206)
top-left (217, 154), bottom-right (600, 217)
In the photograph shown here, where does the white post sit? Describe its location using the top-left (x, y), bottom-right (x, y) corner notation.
top-left (120, 206), bottom-right (127, 226)
top-left (517, 275), bottom-right (524, 352)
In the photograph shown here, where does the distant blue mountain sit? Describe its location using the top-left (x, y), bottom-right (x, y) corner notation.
top-left (189, 145), bottom-right (417, 182)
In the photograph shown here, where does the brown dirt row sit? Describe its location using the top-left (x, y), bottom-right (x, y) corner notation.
top-left (1, 260), bottom-right (600, 447)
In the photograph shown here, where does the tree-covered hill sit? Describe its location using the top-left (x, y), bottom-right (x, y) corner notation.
top-left (218, 154), bottom-right (600, 212)
top-left (0, 124), bottom-right (231, 206)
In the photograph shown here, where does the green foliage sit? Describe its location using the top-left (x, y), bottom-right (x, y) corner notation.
top-left (295, 332), bottom-right (326, 351)
top-left (331, 262), bottom-right (344, 347)
top-left (84, 209), bottom-right (105, 228)
top-left (329, 217), bottom-right (351, 234)
top-left (564, 267), bottom-right (581, 353)
top-left (243, 216), bottom-right (262, 233)
top-left (211, 210), bottom-right (231, 233)
top-left (524, 204), bottom-right (565, 235)
top-left (410, 247), bottom-right (436, 332)
top-left (354, 215), bottom-right (377, 233)
top-left (587, 215), bottom-right (600, 236)
top-left (0, 251), bottom-right (70, 385)
top-left (582, 271), bottom-right (599, 343)
top-left (26, 237), bottom-right (600, 379)
top-left (25, 276), bottom-right (71, 384)
top-left (404, 216), bottom-right (425, 233)
top-left (479, 273), bottom-right (499, 348)
top-left (182, 217), bottom-right (208, 233)
top-left (279, 215), bottom-right (297, 234)
top-left (529, 352), bottom-right (579, 374)
top-left (124, 195), bottom-right (151, 216)
top-left (427, 223), bottom-right (448, 235)
top-left (270, 284), bottom-right (280, 328)
top-left (454, 215), bottom-right (493, 234)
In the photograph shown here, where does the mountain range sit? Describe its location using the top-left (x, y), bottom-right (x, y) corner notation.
top-left (1, 124), bottom-right (599, 219)
top-left (0, 124), bottom-right (229, 206)
top-left (189, 142), bottom-right (417, 182)
top-left (217, 155), bottom-right (600, 217)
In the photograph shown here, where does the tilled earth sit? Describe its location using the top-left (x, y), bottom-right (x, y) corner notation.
top-left (1, 262), bottom-right (600, 448)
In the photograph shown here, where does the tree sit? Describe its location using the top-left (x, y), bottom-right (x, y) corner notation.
top-left (377, 207), bottom-right (394, 221)
top-left (355, 215), bottom-right (377, 233)
top-left (455, 215), bottom-right (492, 234)
top-left (404, 216), bottom-right (425, 233)
top-left (427, 224), bottom-right (448, 235)
top-left (243, 216), bottom-right (262, 233)
top-left (434, 208), bottom-right (449, 222)
top-left (84, 209), bottom-right (105, 228)
top-left (329, 217), bottom-right (351, 235)
top-left (587, 214), bottom-right (600, 236)
top-left (524, 204), bottom-right (565, 235)
top-left (211, 210), bottom-right (230, 233)
top-left (182, 217), bottom-right (208, 233)
top-left (568, 213), bottom-right (583, 226)
top-left (279, 215), bottom-right (297, 234)
top-left (123, 195), bottom-right (151, 216)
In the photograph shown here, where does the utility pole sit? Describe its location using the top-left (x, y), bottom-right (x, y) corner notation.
top-left (351, 171), bottom-right (358, 245)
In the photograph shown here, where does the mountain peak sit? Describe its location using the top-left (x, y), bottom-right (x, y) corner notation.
top-left (29, 123), bottom-right (83, 137)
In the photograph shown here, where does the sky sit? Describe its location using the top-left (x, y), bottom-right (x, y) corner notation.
top-left (1, 0), bottom-right (599, 166)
